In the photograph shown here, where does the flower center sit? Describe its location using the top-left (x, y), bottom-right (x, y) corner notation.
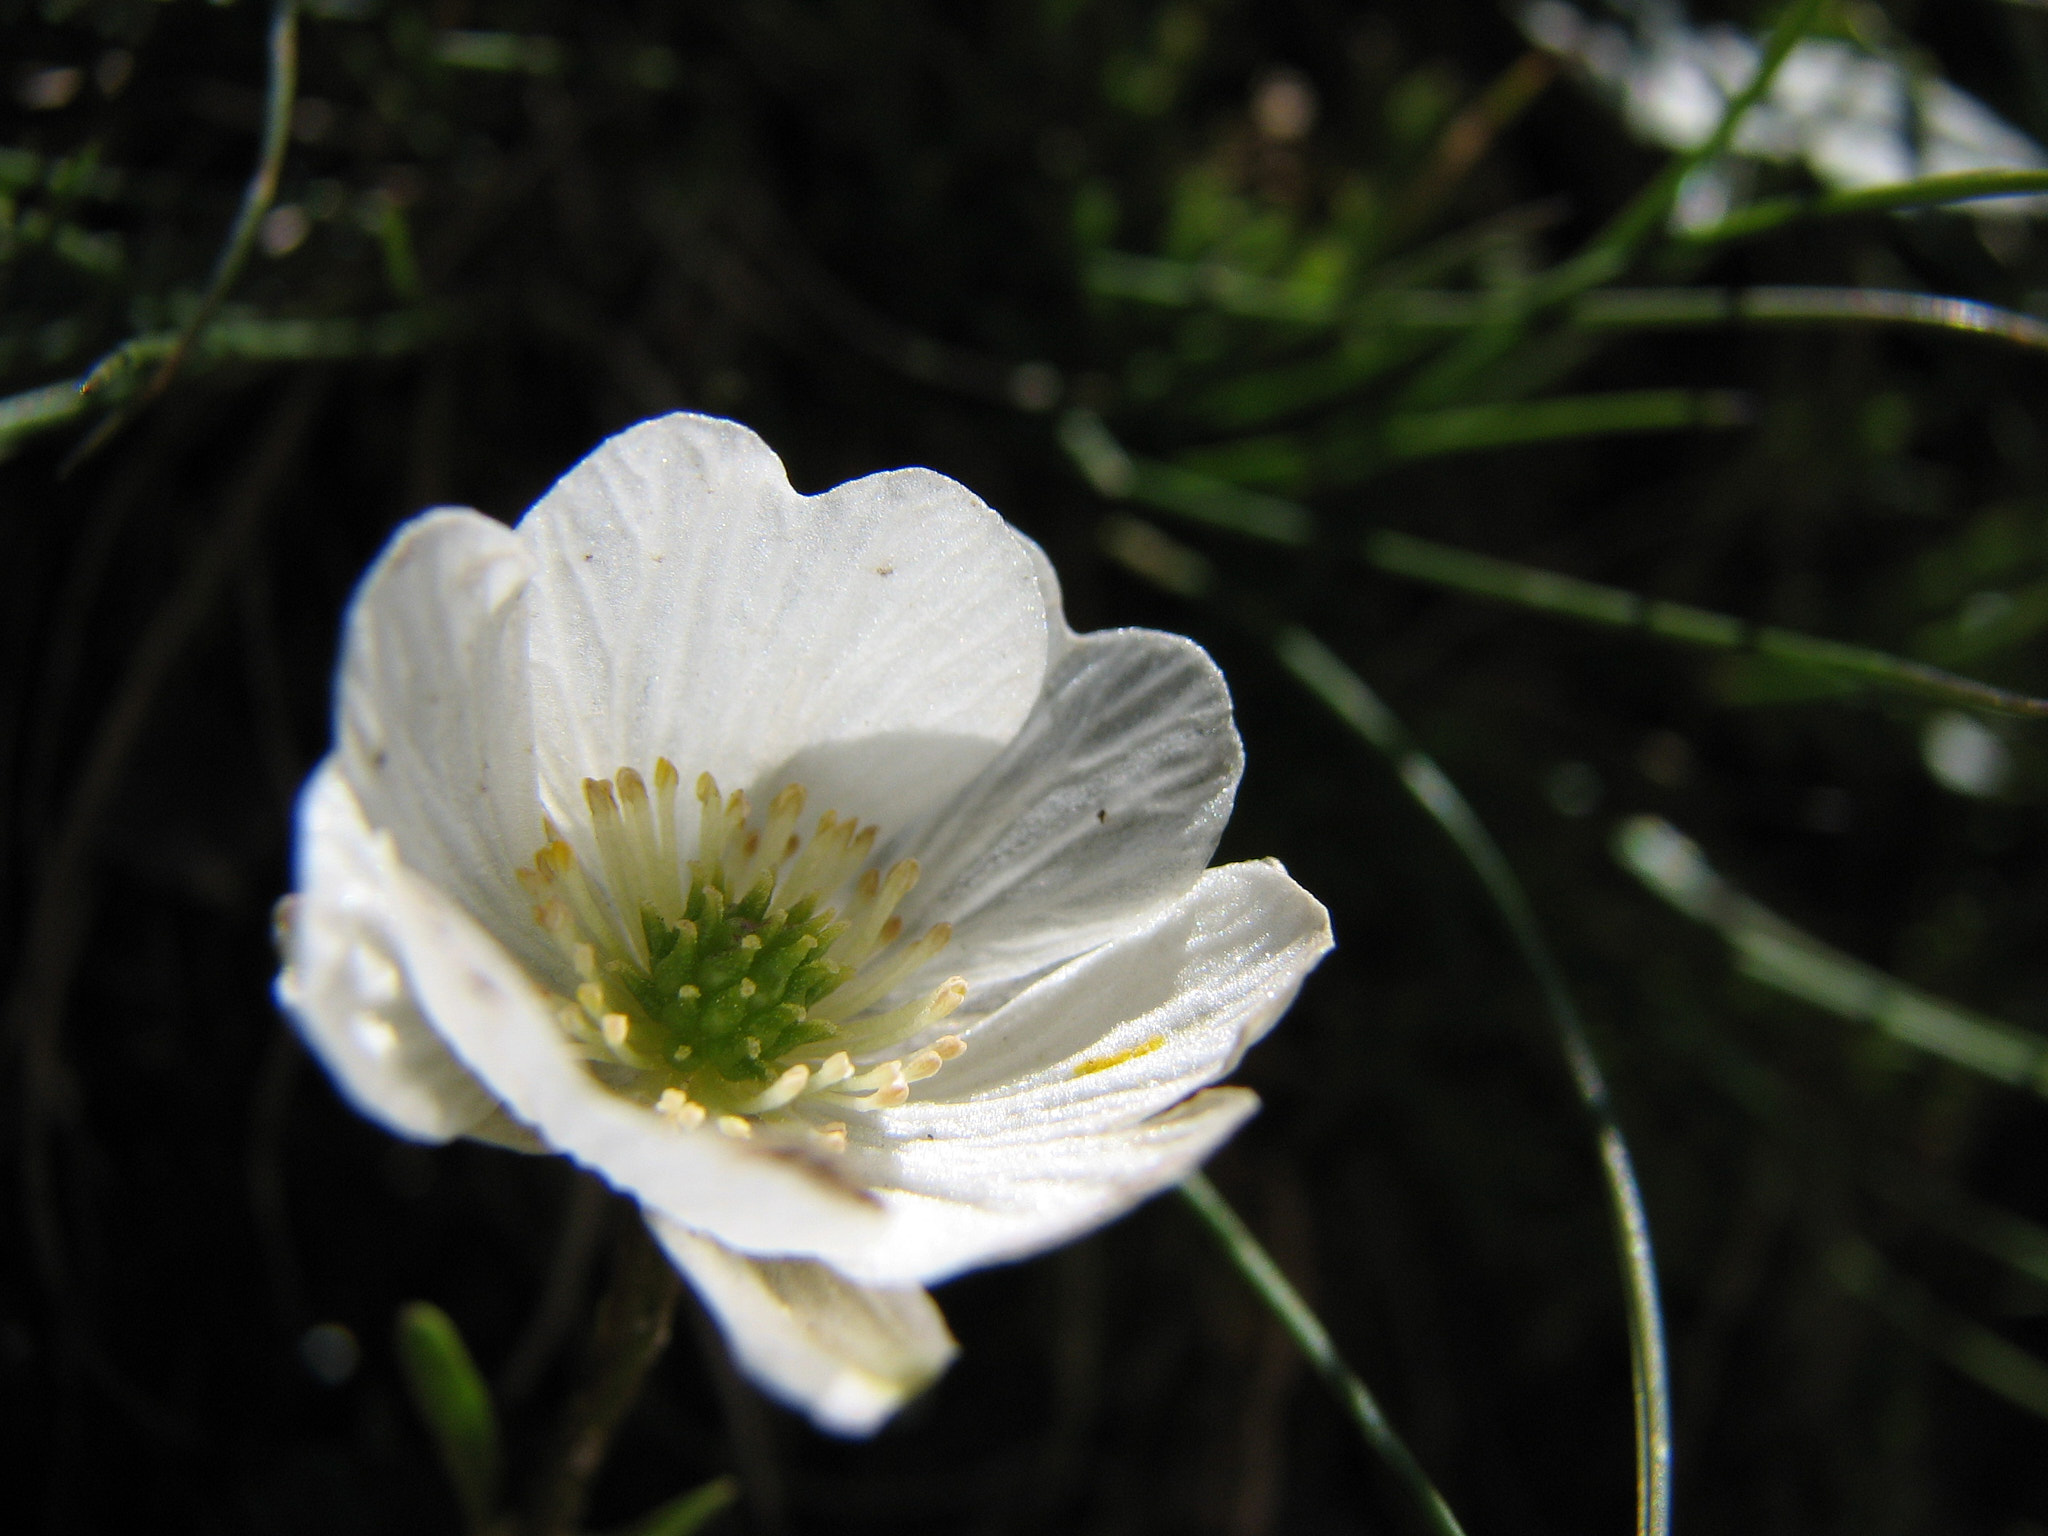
top-left (517, 760), bottom-right (966, 1148)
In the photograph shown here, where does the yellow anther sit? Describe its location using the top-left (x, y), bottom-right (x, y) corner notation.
top-left (655, 1088), bottom-right (706, 1129)
top-left (715, 1114), bottom-right (753, 1139)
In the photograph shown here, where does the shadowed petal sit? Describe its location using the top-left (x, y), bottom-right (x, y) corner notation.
top-left (279, 765), bottom-right (501, 1142)
top-left (654, 1220), bottom-right (957, 1437)
top-left (333, 507), bottom-right (547, 973)
top-left (516, 414), bottom-right (1048, 839)
top-left (899, 626), bottom-right (1241, 1007)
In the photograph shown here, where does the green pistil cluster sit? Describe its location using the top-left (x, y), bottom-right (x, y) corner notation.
top-left (611, 877), bottom-right (848, 1086)
top-left (527, 765), bottom-right (961, 1123)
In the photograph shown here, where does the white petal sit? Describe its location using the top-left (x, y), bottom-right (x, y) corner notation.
top-left (515, 414), bottom-right (1048, 837)
top-left (278, 764), bottom-right (504, 1142)
top-left (300, 769), bottom-right (894, 1262)
top-left (848, 1089), bottom-right (1259, 1286)
top-left (901, 626), bottom-right (1241, 1005)
top-left (652, 1219), bottom-right (957, 1436)
top-left (827, 860), bottom-right (1332, 1284)
top-left (333, 507), bottom-right (548, 972)
top-left (907, 860), bottom-right (1328, 1114)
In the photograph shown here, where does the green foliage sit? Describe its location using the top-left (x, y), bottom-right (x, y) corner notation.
top-left (395, 1301), bottom-right (502, 1534)
top-left (599, 1477), bottom-right (740, 1536)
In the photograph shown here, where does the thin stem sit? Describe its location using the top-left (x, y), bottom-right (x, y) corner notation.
top-left (1584, 0), bottom-right (1826, 264)
top-left (525, 1208), bottom-right (684, 1536)
top-left (2, 309), bottom-right (442, 460)
top-left (1178, 1173), bottom-right (1469, 1536)
top-left (1572, 286), bottom-right (2048, 354)
top-left (1362, 528), bottom-right (2048, 719)
top-left (66, 0), bottom-right (300, 467)
top-left (1613, 815), bottom-right (2048, 1092)
top-left (1270, 627), bottom-right (1673, 1536)
top-left (1383, 389), bottom-right (1750, 459)
top-left (1679, 169), bottom-right (2048, 246)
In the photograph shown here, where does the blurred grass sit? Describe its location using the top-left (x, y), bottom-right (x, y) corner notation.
top-left (10, 1), bottom-right (2048, 1534)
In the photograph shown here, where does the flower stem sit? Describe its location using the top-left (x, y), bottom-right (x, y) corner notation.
top-left (1270, 628), bottom-right (1673, 1536)
top-left (525, 1206), bottom-right (683, 1536)
top-left (1178, 1173), bottom-right (1469, 1536)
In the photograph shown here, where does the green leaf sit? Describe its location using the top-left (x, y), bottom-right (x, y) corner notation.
top-left (603, 1475), bottom-right (742, 1536)
top-left (395, 1300), bottom-right (502, 1533)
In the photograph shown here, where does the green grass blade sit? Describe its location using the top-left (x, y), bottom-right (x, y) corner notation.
top-left (1383, 388), bottom-right (1750, 458)
top-left (1573, 286), bottom-right (2048, 354)
top-left (395, 1300), bottom-right (502, 1534)
top-left (1097, 511), bottom-right (1673, 1536)
top-left (0, 381), bottom-right (89, 461)
top-left (1614, 815), bottom-right (2048, 1092)
top-left (602, 1476), bottom-right (741, 1536)
top-left (1679, 169), bottom-right (2048, 246)
top-left (1830, 1237), bottom-right (2048, 1421)
top-left (1363, 528), bottom-right (2048, 719)
top-left (2, 310), bottom-right (441, 460)
top-left (1402, 0), bottom-right (1822, 411)
top-left (1585, 0), bottom-right (1828, 264)
top-left (1271, 626), bottom-right (1673, 1536)
top-left (1179, 1173), bottom-right (1469, 1536)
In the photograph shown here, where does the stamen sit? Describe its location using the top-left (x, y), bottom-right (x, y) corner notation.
top-left (719, 790), bottom-right (753, 877)
top-left (652, 759), bottom-right (682, 889)
top-left (830, 975), bottom-right (969, 1055)
top-left (809, 922), bottom-right (952, 1023)
top-left (837, 859), bottom-right (921, 968)
top-left (736, 783), bottom-right (806, 894)
top-left (735, 1062), bottom-right (810, 1113)
top-left (537, 839), bottom-right (628, 956)
top-left (695, 773), bottom-right (727, 882)
top-left (616, 768), bottom-right (682, 920)
top-left (655, 1087), bottom-right (706, 1129)
top-left (809, 1051), bottom-right (856, 1090)
top-left (584, 779), bottom-right (651, 956)
top-left (528, 763), bottom-right (970, 1130)
top-left (833, 1059), bottom-right (909, 1110)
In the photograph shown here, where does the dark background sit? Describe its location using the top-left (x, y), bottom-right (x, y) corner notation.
top-left (7, 0), bottom-right (2048, 1532)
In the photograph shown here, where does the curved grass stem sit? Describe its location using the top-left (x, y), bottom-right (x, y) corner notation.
top-left (1178, 1172), bottom-right (1469, 1536)
top-left (1271, 626), bottom-right (1673, 1536)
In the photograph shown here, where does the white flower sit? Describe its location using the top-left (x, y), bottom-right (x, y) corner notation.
top-left (1522, 1), bottom-right (2048, 226)
top-left (275, 413), bottom-right (1332, 1436)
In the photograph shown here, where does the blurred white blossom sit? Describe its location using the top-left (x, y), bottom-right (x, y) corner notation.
top-left (1522, 0), bottom-right (2048, 228)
